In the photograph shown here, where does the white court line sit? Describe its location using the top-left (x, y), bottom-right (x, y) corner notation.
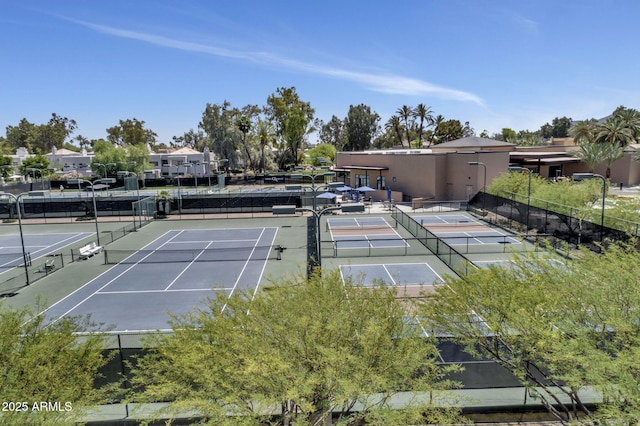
top-left (381, 264), bottom-right (397, 285)
top-left (164, 241), bottom-right (214, 291)
top-left (225, 227), bottom-right (267, 305)
top-left (250, 228), bottom-right (278, 300)
top-left (98, 288), bottom-right (232, 294)
top-left (0, 233), bottom-right (92, 270)
top-left (43, 230), bottom-right (186, 324)
top-left (167, 239), bottom-right (257, 244)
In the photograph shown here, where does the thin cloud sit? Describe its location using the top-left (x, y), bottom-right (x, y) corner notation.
top-left (71, 18), bottom-right (484, 106)
top-left (514, 14), bottom-right (539, 35)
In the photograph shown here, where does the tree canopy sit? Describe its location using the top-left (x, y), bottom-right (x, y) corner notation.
top-left (106, 118), bottom-right (157, 147)
top-left (265, 87), bottom-right (315, 168)
top-left (130, 270), bottom-right (465, 425)
top-left (343, 104), bottom-right (380, 151)
top-left (0, 302), bottom-right (116, 425)
top-left (422, 241), bottom-right (640, 424)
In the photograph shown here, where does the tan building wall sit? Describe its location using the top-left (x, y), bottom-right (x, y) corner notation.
top-left (336, 150), bottom-right (511, 201)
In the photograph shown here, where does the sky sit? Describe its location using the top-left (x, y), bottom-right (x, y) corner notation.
top-left (2, 0), bottom-right (640, 145)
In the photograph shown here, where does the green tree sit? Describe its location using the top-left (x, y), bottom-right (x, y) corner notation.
top-left (574, 141), bottom-right (606, 172)
top-left (172, 129), bottom-right (208, 152)
top-left (501, 128), bottom-right (517, 143)
top-left (5, 114), bottom-right (77, 154)
top-left (131, 270), bottom-right (465, 425)
top-left (422, 242), bottom-right (640, 423)
top-left (90, 141), bottom-right (149, 177)
top-left (5, 118), bottom-right (39, 152)
top-left (200, 101), bottom-right (240, 171)
top-left (396, 105), bottom-right (413, 148)
top-left (19, 154), bottom-right (51, 177)
top-left (343, 104), bottom-right (380, 151)
top-left (612, 106), bottom-right (640, 140)
top-left (599, 142), bottom-right (625, 178)
top-left (540, 116), bottom-right (572, 139)
top-left (414, 104), bottom-right (434, 147)
top-left (318, 115), bottom-right (346, 150)
top-left (306, 143), bottom-right (336, 166)
top-left (427, 115), bottom-right (446, 147)
top-left (596, 117), bottom-right (635, 147)
top-left (37, 113), bottom-right (78, 153)
top-left (236, 115), bottom-right (252, 175)
top-left (106, 118), bottom-right (157, 147)
top-left (0, 153), bottom-right (12, 180)
top-left (569, 119), bottom-right (598, 144)
top-left (265, 87), bottom-right (315, 168)
top-left (0, 302), bottom-right (116, 425)
top-left (385, 115), bottom-right (404, 147)
top-left (255, 119), bottom-right (276, 173)
top-left (433, 119), bottom-right (464, 143)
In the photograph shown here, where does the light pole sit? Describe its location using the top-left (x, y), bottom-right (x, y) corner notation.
top-left (26, 167), bottom-right (45, 190)
top-left (67, 178), bottom-right (102, 246)
top-left (468, 161), bottom-right (487, 213)
top-left (0, 192), bottom-right (35, 285)
top-left (291, 171), bottom-right (336, 211)
top-left (508, 166), bottom-right (533, 230)
top-left (92, 162), bottom-right (109, 178)
top-left (117, 171), bottom-right (140, 200)
top-left (183, 163), bottom-right (196, 193)
top-left (272, 204), bottom-right (363, 271)
top-left (573, 173), bottom-right (606, 242)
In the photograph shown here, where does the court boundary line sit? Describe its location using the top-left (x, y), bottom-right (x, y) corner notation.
top-left (164, 241), bottom-right (215, 291)
top-left (339, 262), bottom-right (443, 287)
top-left (48, 230), bottom-right (191, 323)
top-left (329, 217), bottom-right (408, 249)
top-left (43, 227), bottom-right (279, 331)
top-left (0, 231), bottom-right (93, 270)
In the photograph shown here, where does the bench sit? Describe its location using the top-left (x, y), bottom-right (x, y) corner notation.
top-left (79, 242), bottom-right (103, 259)
top-left (38, 258), bottom-right (56, 273)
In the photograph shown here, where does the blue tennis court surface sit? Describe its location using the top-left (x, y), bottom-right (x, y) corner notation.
top-left (328, 217), bottom-right (407, 249)
top-left (0, 232), bottom-right (93, 272)
top-left (43, 227), bottom-right (277, 332)
top-left (412, 214), bottom-right (479, 226)
top-left (340, 263), bottom-right (442, 287)
top-left (412, 214), bottom-right (521, 246)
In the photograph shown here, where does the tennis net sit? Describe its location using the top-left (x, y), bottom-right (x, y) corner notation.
top-left (103, 245), bottom-right (283, 265)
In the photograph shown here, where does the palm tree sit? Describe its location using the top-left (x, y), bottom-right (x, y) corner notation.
top-left (256, 119), bottom-right (275, 173)
top-left (396, 105), bottom-right (413, 148)
top-left (596, 118), bottom-right (635, 147)
top-left (600, 143), bottom-right (625, 179)
top-left (615, 108), bottom-right (640, 142)
top-left (574, 142), bottom-right (605, 172)
top-left (427, 115), bottom-right (445, 148)
top-left (235, 116), bottom-right (252, 176)
top-left (569, 120), bottom-right (597, 144)
top-left (385, 115), bottom-right (403, 147)
top-left (413, 104), bottom-right (434, 147)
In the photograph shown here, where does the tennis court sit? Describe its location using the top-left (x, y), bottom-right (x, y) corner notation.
top-left (42, 227), bottom-right (278, 332)
top-left (327, 216), bottom-right (407, 250)
top-left (0, 232), bottom-right (93, 272)
top-left (412, 213), bottom-right (521, 249)
top-left (340, 263), bottom-right (443, 287)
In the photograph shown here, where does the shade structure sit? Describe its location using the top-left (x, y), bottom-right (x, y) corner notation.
top-left (335, 185), bottom-right (352, 192)
top-left (316, 192), bottom-right (338, 199)
top-left (356, 185), bottom-right (375, 192)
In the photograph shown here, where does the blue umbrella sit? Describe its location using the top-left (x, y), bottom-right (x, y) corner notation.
top-left (335, 185), bottom-right (352, 192)
top-left (356, 185), bottom-right (375, 192)
top-left (316, 192), bottom-right (337, 199)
